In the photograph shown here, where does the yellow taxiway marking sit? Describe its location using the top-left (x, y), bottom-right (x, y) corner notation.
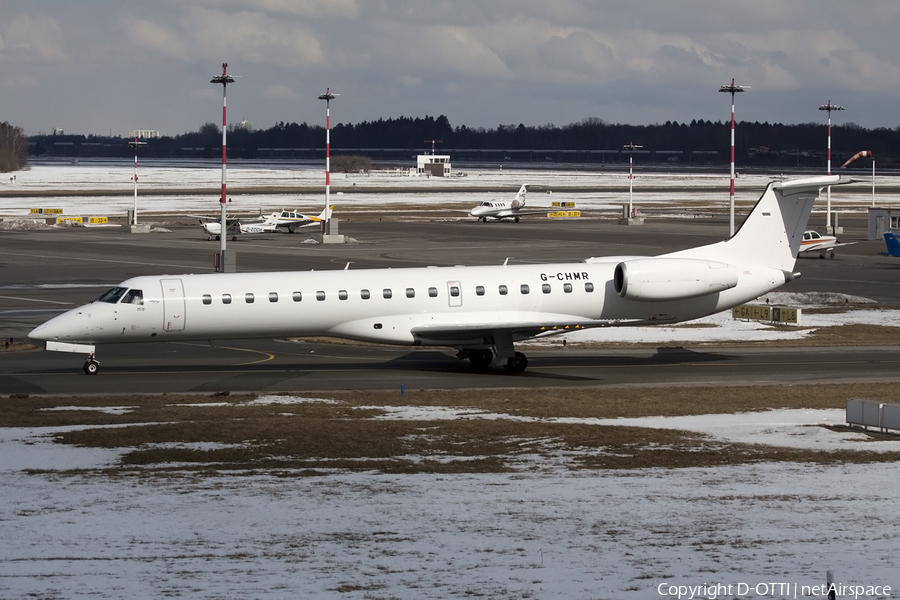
top-left (173, 342), bottom-right (275, 365)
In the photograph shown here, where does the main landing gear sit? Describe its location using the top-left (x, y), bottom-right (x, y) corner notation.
top-left (458, 336), bottom-right (530, 374)
top-left (83, 353), bottom-right (100, 375)
top-left (459, 349), bottom-right (528, 373)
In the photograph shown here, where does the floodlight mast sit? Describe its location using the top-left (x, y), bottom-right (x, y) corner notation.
top-left (128, 138), bottom-right (147, 225)
top-left (623, 142), bottom-right (642, 218)
top-left (718, 78), bottom-right (748, 237)
top-left (318, 88), bottom-right (338, 234)
top-left (210, 63), bottom-right (236, 270)
top-left (819, 100), bottom-right (844, 233)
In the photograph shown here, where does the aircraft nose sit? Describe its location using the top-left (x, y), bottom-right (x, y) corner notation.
top-left (28, 313), bottom-right (68, 342)
top-left (28, 308), bottom-right (85, 343)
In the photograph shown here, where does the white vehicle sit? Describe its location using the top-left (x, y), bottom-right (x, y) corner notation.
top-left (30, 176), bottom-right (849, 375)
top-left (197, 205), bottom-right (332, 240)
top-left (468, 184), bottom-right (546, 222)
top-left (798, 230), bottom-right (855, 259)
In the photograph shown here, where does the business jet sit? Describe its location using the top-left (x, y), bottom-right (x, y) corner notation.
top-left (198, 205), bottom-right (332, 240)
top-left (798, 230), bottom-right (856, 259)
top-left (29, 175), bottom-right (850, 375)
top-left (468, 184), bottom-right (546, 222)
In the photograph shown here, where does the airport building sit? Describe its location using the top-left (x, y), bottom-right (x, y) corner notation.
top-left (867, 207), bottom-right (900, 240)
top-left (413, 154), bottom-right (452, 176)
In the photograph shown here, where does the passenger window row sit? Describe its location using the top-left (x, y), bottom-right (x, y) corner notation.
top-left (200, 282), bottom-right (594, 305)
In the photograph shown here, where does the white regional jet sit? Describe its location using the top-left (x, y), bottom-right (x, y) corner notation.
top-left (468, 184), bottom-right (547, 222)
top-left (30, 175), bottom-right (850, 375)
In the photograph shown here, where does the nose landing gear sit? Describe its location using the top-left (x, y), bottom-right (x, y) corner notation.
top-left (83, 353), bottom-right (100, 375)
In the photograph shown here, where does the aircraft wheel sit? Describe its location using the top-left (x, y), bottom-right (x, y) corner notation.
top-left (83, 359), bottom-right (99, 375)
top-left (514, 217), bottom-right (520, 223)
top-left (830, 252), bottom-right (835, 259)
top-left (504, 352), bottom-right (528, 374)
top-left (481, 217), bottom-right (487, 223)
top-left (469, 349), bottom-right (493, 370)
top-left (215, 235), bottom-right (221, 241)
top-left (232, 235), bottom-right (237, 242)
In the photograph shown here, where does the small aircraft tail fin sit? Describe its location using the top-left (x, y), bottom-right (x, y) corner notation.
top-left (511, 184), bottom-right (527, 209)
top-left (884, 233), bottom-right (900, 257)
top-left (515, 184), bottom-right (527, 202)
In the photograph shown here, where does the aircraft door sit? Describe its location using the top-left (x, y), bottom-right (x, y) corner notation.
top-left (160, 278), bottom-right (186, 332)
top-left (447, 280), bottom-right (462, 307)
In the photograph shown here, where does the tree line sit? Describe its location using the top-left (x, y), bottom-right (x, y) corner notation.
top-left (25, 115), bottom-right (900, 168)
top-left (0, 122), bottom-right (28, 172)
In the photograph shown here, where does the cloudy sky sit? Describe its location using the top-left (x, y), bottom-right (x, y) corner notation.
top-left (2, 1), bottom-right (899, 138)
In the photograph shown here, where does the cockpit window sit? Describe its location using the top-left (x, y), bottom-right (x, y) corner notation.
top-left (121, 289), bottom-right (144, 305)
top-left (97, 286), bottom-right (127, 304)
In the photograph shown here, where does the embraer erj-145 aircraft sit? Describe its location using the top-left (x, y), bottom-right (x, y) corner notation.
top-left (30, 175), bottom-right (850, 375)
top-left (468, 184), bottom-right (547, 222)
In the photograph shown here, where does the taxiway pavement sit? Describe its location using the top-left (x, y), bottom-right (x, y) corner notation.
top-left (1, 212), bottom-right (897, 394)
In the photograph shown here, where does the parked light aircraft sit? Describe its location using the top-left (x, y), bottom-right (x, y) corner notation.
top-left (882, 233), bottom-right (900, 257)
top-left (198, 205), bottom-right (332, 240)
top-left (798, 230), bottom-right (856, 259)
top-left (30, 175), bottom-right (850, 375)
top-left (468, 184), bottom-right (546, 222)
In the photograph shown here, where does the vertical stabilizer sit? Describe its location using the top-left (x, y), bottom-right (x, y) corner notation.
top-left (669, 175), bottom-right (850, 271)
top-left (513, 184), bottom-right (527, 208)
top-left (725, 175), bottom-right (846, 271)
top-left (884, 233), bottom-right (900, 257)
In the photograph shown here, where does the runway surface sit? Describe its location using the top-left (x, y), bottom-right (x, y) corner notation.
top-left (2, 210), bottom-right (898, 394)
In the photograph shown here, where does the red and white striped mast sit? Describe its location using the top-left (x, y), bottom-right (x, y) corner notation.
top-left (819, 100), bottom-right (844, 233)
top-left (210, 63), bottom-right (235, 270)
top-left (318, 88), bottom-right (338, 234)
top-left (718, 78), bottom-right (747, 237)
top-left (623, 141), bottom-right (642, 218)
top-left (128, 137), bottom-right (146, 226)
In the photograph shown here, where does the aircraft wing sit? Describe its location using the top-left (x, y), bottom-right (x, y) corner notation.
top-left (408, 312), bottom-right (621, 344)
top-left (799, 241), bottom-right (857, 252)
top-left (825, 241), bottom-right (857, 249)
top-left (496, 209), bottom-right (553, 218)
top-left (188, 214), bottom-right (245, 225)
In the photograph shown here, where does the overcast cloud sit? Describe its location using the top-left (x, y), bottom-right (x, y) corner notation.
top-left (2, 1), bottom-right (899, 137)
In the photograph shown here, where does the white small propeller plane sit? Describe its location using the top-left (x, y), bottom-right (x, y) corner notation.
top-left (197, 205), bottom-right (333, 240)
top-left (468, 184), bottom-right (547, 222)
top-left (30, 175), bottom-right (850, 375)
top-left (798, 230), bottom-right (856, 259)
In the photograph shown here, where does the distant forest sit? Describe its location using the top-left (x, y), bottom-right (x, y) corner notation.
top-left (26, 115), bottom-right (900, 168)
top-left (1, 121), bottom-right (28, 172)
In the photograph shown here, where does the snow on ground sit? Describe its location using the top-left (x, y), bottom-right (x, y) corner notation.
top-left (2, 404), bottom-right (898, 599)
top-left (0, 160), bottom-right (894, 219)
top-left (522, 291), bottom-right (897, 346)
top-left (3, 163), bottom-right (898, 598)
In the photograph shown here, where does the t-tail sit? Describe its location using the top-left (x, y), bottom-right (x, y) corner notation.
top-left (666, 175), bottom-right (850, 272)
top-left (512, 184), bottom-right (527, 209)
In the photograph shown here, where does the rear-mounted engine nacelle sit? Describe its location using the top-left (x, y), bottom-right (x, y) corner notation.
top-left (614, 258), bottom-right (739, 301)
